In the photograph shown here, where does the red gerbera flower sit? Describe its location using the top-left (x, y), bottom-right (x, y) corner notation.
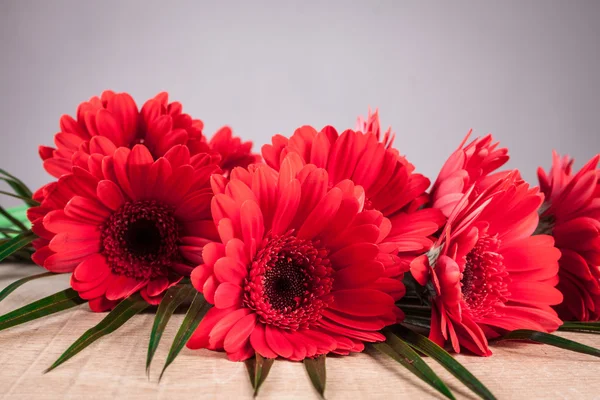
top-left (411, 172), bottom-right (563, 356)
top-left (28, 144), bottom-right (220, 311)
top-left (537, 152), bottom-right (600, 321)
top-left (186, 153), bottom-right (404, 361)
top-left (430, 132), bottom-right (509, 217)
top-left (39, 91), bottom-right (258, 177)
top-left (261, 112), bottom-right (443, 271)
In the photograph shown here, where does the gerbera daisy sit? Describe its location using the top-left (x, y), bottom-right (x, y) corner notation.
top-left (39, 90), bottom-right (258, 177)
top-left (186, 153), bottom-right (404, 361)
top-left (537, 152), bottom-right (600, 321)
top-left (429, 132), bottom-right (509, 217)
top-left (28, 144), bottom-right (220, 311)
top-left (261, 112), bottom-right (443, 270)
top-left (411, 172), bottom-right (563, 356)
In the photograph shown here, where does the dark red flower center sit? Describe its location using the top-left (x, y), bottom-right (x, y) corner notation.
top-left (101, 200), bottom-right (180, 280)
top-left (461, 234), bottom-right (510, 317)
top-left (243, 232), bottom-right (334, 330)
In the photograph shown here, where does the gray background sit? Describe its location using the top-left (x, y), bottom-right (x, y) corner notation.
top-left (1, 0), bottom-right (599, 207)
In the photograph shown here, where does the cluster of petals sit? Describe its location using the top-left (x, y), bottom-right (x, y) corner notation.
top-left (187, 153), bottom-right (407, 361)
top-left (430, 132), bottom-right (509, 217)
top-left (28, 144), bottom-right (220, 311)
top-left (262, 112), bottom-right (444, 272)
top-left (411, 172), bottom-right (563, 356)
top-left (38, 91), bottom-right (258, 178)
top-left (537, 152), bottom-right (600, 321)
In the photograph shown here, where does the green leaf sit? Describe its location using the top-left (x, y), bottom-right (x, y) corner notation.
top-left (0, 288), bottom-right (86, 331)
top-left (146, 284), bottom-right (196, 373)
top-left (159, 293), bottom-right (210, 380)
top-left (0, 227), bottom-right (24, 235)
top-left (0, 230), bottom-right (35, 262)
top-left (373, 331), bottom-right (455, 400)
top-left (0, 190), bottom-right (39, 206)
top-left (245, 353), bottom-right (275, 397)
top-left (558, 322), bottom-right (600, 333)
top-left (0, 272), bottom-right (57, 303)
top-left (46, 293), bottom-right (149, 372)
top-left (0, 206), bottom-right (28, 232)
top-left (498, 329), bottom-right (600, 358)
top-left (0, 168), bottom-right (34, 201)
top-left (396, 326), bottom-right (495, 400)
top-left (304, 355), bottom-right (326, 398)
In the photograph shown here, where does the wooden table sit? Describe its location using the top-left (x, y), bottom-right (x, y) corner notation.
top-left (1, 263), bottom-right (599, 399)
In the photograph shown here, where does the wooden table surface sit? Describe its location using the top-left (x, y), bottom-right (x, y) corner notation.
top-left (1, 263), bottom-right (599, 400)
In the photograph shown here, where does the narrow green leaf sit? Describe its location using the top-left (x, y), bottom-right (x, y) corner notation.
top-left (0, 206), bottom-right (28, 232)
top-left (146, 284), bottom-right (196, 373)
top-left (402, 316), bottom-right (432, 330)
top-left (558, 322), bottom-right (600, 333)
top-left (498, 329), bottom-right (600, 358)
top-left (396, 326), bottom-right (496, 400)
top-left (46, 293), bottom-right (149, 372)
top-left (304, 355), bottom-right (326, 398)
top-left (0, 230), bottom-right (35, 262)
top-left (0, 288), bottom-right (86, 331)
top-left (373, 331), bottom-right (455, 400)
top-left (0, 190), bottom-right (39, 206)
top-left (245, 353), bottom-right (275, 397)
top-left (159, 293), bottom-right (210, 380)
top-left (0, 168), bottom-right (34, 199)
top-left (0, 227), bottom-right (24, 235)
top-left (0, 272), bottom-right (57, 303)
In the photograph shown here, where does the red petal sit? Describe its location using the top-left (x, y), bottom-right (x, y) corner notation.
top-left (163, 145), bottom-right (191, 168)
top-left (265, 325), bottom-right (293, 358)
top-left (213, 282), bottom-right (243, 309)
top-left (271, 179), bottom-right (301, 235)
top-left (250, 323), bottom-right (278, 358)
top-left (64, 196), bottom-right (110, 223)
top-left (128, 144), bottom-right (154, 199)
top-left (187, 307), bottom-right (236, 349)
top-left (240, 200), bottom-right (264, 258)
top-left (329, 289), bottom-right (394, 316)
top-left (224, 313), bottom-right (258, 353)
top-left (73, 253), bottom-right (110, 281)
top-left (146, 277), bottom-right (170, 297)
top-left (333, 261), bottom-right (385, 289)
top-left (106, 93), bottom-right (139, 144)
top-left (96, 109), bottom-right (126, 147)
top-left (214, 257), bottom-right (247, 285)
top-left (297, 187), bottom-right (343, 240)
top-left (203, 275), bottom-right (218, 304)
top-left (89, 135), bottom-right (117, 156)
top-left (208, 308), bottom-right (252, 349)
top-left (105, 275), bottom-right (146, 300)
top-left (96, 180), bottom-right (125, 211)
top-left (330, 243), bottom-right (379, 268)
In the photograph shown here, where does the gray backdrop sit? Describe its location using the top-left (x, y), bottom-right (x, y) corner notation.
top-left (1, 0), bottom-right (599, 207)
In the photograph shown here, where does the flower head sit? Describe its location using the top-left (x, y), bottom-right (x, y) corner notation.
top-left (262, 112), bottom-right (443, 270)
top-left (430, 132), bottom-right (509, 217)
top-left (411, 172), bottom-right (563, 356)
top-left (28, 144), bottom-right (220, 311)
top-left (187, 153), bottom-right (405, 361)
top-left (39, 91), bottom-right (258, 177)
top-left (537, 152), bottom-right (600, 321)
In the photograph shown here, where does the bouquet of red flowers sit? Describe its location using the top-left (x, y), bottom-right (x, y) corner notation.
top-left (0, 92), bottom-right (598, 399)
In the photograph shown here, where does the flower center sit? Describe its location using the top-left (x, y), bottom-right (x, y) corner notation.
top-left (461, 234), bottom-right (510, 318)
top-left (101, 200), bottom-right (180, 280)
top-left (243, 232), bottom-right (334, 330)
